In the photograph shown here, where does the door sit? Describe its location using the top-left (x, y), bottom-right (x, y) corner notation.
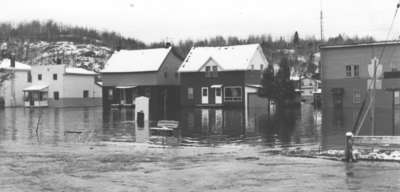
top-left (215, 87), bottom-right (222, 104)
top-left (201, 87), bottom-right (209, 104)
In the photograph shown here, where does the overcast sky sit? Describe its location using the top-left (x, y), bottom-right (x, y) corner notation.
top-left (1, 0), bottom-right (400, 43)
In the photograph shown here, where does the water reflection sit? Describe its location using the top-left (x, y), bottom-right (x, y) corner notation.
top-left (0, 104), bottom-right (326, 148)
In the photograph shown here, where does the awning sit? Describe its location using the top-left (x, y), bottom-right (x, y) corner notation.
top-left (116, 86), bottom-right (137, 89)
top-left (23, 84), bottom-right (49, 92)
top-left (246, 84), bottom-right (262, 88)
top-left (211, 84), bottom-right (223, 88)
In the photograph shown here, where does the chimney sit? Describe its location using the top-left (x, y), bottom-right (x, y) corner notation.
top-left (10, 53), bottom-right (15, 68)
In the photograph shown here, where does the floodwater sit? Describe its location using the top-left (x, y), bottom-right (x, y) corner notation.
top-left (0, 103), bottom-right (323, 147)
top-left (1, 103), bottom-right (400, 192)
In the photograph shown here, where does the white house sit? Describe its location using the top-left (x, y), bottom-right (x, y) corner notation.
top-left (24, 64), bottom-right (102, 107)
top-left (0, 58), bottom-right (32, 107)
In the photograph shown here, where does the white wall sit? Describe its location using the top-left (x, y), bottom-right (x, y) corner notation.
top-left (248, 47), bottom-right (269, 71)
top-left (63, 75), bottom-right (102, 98)
top-left (31, 65), bottom-right (65, 99)
top-left (1, 70), bottom-right (31, 107)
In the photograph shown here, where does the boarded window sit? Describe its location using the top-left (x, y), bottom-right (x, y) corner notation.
top-left (187, 87), bottom-right (194, 100)
top-left (224, 86), bottom-right (242, 102)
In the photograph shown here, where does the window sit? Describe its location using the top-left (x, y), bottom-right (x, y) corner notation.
top-left (251, 65), bottom-right (254, 70)
top-left (353, 89), bottom-right (361, 104)
top-left (260, 64), bottom-right (264, 70)
top-left (345, 65), bottom-right (352, 77)
top-left (164, 71), bottom-right (168, 78)
top-left (202, 88), bottom-right (208, 96)
top-left (212, 66), bottom-right (218, 77)
top-left (53, 73), bottom-right (57, 80)
top-left (187, 87), bottom-right (194, 100)
top-left (53, 91), bottom-right (59, 100)
top-left (353, 65), bottom-right (359, 77)
top-left (27, 72), bottom-right (32, 82)
top-left (205, 66), bottom-right (212, 78)
top-left (83, 90), bottom-right (89, 98)
top-left (38, 74), bottom-right (42, 80)
top-left (216, 88), bottom-right (222, 96)
top-left (224, 86), bottom-right (242, 102)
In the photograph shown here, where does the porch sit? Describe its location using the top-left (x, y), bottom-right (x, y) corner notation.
top-left (23, 84), bottom-right (49, 107)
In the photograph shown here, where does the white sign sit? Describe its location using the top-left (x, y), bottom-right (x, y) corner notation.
top-left (368, 57), bottom-right (383, 78)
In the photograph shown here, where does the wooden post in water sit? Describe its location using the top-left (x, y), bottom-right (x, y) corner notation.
top-left (345, 132), bottom-right (354, 162)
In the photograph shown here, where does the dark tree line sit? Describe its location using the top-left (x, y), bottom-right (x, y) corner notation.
top-left (0, 20), bottom-right (146, 50)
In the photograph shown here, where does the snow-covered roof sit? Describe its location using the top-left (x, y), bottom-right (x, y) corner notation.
top-left (102, 47), bottom-right (172, 73)
top-left (65, 67), bottom-right (97, 75)
top-left (178, 44), bottom-right (261, 72)
top-left (0, 59), bottom-right (31, 71)
top-left (23, 84), bottom-right (49, 92)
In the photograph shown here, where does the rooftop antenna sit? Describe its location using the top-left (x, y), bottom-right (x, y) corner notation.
top-left (320, 0), bottom-right (325, 42)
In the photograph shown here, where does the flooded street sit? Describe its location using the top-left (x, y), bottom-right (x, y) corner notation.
top-left (1, 103), bottom-right (400, 191)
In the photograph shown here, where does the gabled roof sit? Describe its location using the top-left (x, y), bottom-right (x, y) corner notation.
top-left (0, 59), bottom-right (31, 71)
top-left (178, 44), bottom-right (261, 72)
top-left (101, 47), bottom-right (172, 73)
top-left (65, 67), bottom-right (97, 75)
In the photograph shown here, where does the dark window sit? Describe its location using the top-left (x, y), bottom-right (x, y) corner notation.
top-left (53, 73), bottom-right (57, 80)
top-left (260, 64), bottom-right (264, 70)
top-left (83, 90), bottom-right (89, 98)
top-left (205, 66), bottom-right (211, 71)
top-left (38, 74), bottom-right (42, 80)
top-left (353, 65), bottom-right (359, 77)
top-left (164, 71), bottom-right (168, 78)
top-left (202, 88), bottom-right (208, 96)
top-left (345, 65), bottom-right (352, 77)
top-left (53, 91), bottom-right (59, 100)
top-left (224, 87), bottom-right (242, 102)
top-left (27, 72), bottom-right (32, 82)
top-left (212, 66), bottom-right (218, 77)
top-left (216, 88), bottom-right (222, 96)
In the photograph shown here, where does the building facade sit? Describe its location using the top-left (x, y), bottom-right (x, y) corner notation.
top-left (0, 58), bottom-right (32, 107)
top-left (178, 44), bottom-right (269, 108)
top-left (101, 47), bottom-right (182, 120)
top-left (321, 41), bottom-right (400, 136)
top-left (24, 64), bottom-right (102, 107)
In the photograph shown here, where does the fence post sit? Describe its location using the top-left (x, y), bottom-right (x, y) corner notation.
top-left (345, 132), bottom-right (354, 162)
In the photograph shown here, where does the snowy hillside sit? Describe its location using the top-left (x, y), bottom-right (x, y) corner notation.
top-left (25, 41), bottom-right (113, 72)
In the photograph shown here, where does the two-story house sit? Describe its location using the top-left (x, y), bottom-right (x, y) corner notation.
top-left (101, 46), bottom-right (183, 120)
top-left (178, 44), bottom-right (269, 108)
top-left (23, 64), bottom-right (102, 107)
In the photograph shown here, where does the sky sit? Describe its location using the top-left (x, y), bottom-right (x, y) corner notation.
top-left (1, 0), bottom-right (400, 43)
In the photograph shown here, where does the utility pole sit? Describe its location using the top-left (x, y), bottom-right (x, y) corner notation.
top-left (320, 0), bottom-right (325, 42)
